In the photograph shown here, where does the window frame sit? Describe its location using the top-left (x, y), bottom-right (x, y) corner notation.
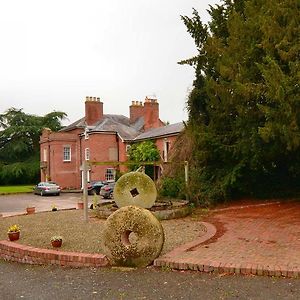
top-left (43, 148), bottom-right (47, 161)
top-left (85, 147), bottom-right (90, 161)
top-left (84, 128), bottom-right (89, 140)
top-left (105, 168), bottom-right (116, 181)
top-left (63, 145), bottom-right (71, 162)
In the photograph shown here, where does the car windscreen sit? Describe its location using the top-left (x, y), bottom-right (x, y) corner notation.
top-left (44, 182), bottom-right (57, 186)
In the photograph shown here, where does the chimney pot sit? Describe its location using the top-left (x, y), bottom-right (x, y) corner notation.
top-left (85, 96), bottom-right (103, 125)
top-left (130, 99), bottom-right (144, 123)
top-left (143, 97), bottom-right (161, 130)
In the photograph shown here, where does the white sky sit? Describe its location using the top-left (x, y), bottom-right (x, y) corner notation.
top-left (0, 0), bottom-right (219, 125)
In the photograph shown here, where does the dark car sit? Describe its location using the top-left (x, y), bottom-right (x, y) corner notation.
top-left (87, 180), bottom-right (106, 195)
top-left (34, 182), bottom-right (61, 196)
top-left (100, 182), bottom-right (115, 199)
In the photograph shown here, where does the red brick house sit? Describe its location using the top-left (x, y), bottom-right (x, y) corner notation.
top-left (40, 96), bottom-right (184, 189)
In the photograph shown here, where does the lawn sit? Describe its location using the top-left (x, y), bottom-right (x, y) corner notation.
top-left (0, 210), bottom-right (206, 255)
top-left (0, 185), bottom-right (34, 194)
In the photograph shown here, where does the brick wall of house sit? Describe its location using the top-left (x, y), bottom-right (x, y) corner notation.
top-left (39, 97), bottom-right (181, 189)
top-left (82, 133), bottom-right (119, 182)
top-left (49, 137), bottom-right (80, 189)
top-left (155, 135), bottom-right (178, 162)
top-left (40, 129), bottom-right (82, 189)
top-left (118, 138), bottom-right (129, 174)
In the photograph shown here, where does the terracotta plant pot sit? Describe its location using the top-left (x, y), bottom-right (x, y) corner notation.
top-left (51, 240), bottom-right (62, 248)
top-left (26, 207), bottom-right (35, 214)
top-left (77, 202), bottom-right (84, 209)
top-left (8, 231), bottom-right (20, 241)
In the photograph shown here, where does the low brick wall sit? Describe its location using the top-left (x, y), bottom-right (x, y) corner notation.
top-left (0, 240), bottom-right (109, 267)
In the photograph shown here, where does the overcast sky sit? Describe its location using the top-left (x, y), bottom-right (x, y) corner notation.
top-left (0, 0), bottom-right (220, 125)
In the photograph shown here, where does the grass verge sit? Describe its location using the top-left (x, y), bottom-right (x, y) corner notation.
top-left (0, 185), bottom-right (34, 194)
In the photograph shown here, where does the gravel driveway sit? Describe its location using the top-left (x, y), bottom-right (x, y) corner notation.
top-left (0, 193), bottom-right (86, 216)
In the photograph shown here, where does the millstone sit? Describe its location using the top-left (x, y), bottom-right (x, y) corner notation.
top-left (102, 205), bottom-right (164, 267)
top-left (114, 172), bottom-right (157, 208)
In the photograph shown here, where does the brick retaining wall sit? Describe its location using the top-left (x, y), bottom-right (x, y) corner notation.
top-left (0, 240), bottom-right (109, 267)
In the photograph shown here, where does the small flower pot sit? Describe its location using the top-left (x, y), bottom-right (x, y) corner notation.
top-left (8, 231), bottom-right (20, 241)
top-left (51, 240), bottom-right (62, 248)
top-left (77, 202), bottom-right (84, 209)
top-left (26, 207), bottom-right (35, 214)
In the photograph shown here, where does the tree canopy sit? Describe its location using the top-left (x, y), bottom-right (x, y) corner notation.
top-left (180, 0), bottom-right (300, 204)
top-left (0, 108), bottom-right (66, 185)
top-left (127, 141), bottom-right (160, 178)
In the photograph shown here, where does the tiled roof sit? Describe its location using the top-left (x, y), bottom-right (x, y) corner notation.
top-left (60, 117), bottom-right (85, 131)
top-left (134, 122), bottom-right (184, 141)
top-left (90, 115), bottom-right (141, 140)
top-left (60, 115), bottom-right (184, 141)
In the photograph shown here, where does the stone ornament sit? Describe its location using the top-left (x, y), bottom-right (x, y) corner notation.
top-left (114, 172), bottom-right (157, 208)
top-left (102, 205), bottom-right (164, 267)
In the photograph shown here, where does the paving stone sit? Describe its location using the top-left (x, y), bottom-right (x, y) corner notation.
top-left (155, 201), bottom-right (300, 278)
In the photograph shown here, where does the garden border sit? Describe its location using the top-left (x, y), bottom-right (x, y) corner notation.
top-left (0, 240), bottom-right (109, 267)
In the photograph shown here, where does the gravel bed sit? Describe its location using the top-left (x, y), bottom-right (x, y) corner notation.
top-left (0, 210), bottom-right (206, 255)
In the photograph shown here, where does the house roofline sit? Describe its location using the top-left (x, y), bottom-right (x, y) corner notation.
top-left (133, 132), bottom-right (180, 142)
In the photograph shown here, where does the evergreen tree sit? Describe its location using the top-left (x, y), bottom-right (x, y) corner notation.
top-left (0, 108), bottom-right (66, 184)
top-left (180, 0), bottom-right (300, 204)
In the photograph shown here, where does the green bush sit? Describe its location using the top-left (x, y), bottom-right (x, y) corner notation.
top-left (159, 176), bottom-right (185, 199)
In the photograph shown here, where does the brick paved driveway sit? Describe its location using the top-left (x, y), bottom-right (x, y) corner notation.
top-left (155, 201), bottom-right (300, 277)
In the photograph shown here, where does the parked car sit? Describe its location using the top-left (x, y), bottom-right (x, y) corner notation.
top-left (34, 182), bottom-right (61, 196)
top-left (100, 182), bottom-right (115, 199)
top-left (87, 180), bottom-right (106, 195)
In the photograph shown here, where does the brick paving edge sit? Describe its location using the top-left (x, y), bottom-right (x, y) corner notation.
top-left (154, 221), bottom-right (300, 279)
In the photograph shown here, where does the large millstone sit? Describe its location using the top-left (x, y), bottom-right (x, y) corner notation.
top-left (102, 205), bottom-right (164, 267)
top-left (114, 172), bottom-right (157, 208)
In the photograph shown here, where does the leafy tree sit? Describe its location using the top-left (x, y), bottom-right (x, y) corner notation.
top-left (180, 0), bottom-right (300, 204)
top-left (0, 108), bottom-right (66, 184)
top-left (128, 141), bottom-right (160, 178)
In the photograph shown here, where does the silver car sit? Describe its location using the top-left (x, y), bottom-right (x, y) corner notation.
top-left (34, 182), bottom-right (61, 196)
top-left (100, 182), bottom-right (115, 199)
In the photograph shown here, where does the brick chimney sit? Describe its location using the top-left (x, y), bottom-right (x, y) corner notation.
top-left (143, 96), bottom-right (161, 130)
top-left (85, 96), bottom-right (103, 125)
top-left (129, 101), bottom-right (144, 123)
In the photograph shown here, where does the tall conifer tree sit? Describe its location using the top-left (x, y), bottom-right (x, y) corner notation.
top-left (180, 0), bottom-right (300, 204)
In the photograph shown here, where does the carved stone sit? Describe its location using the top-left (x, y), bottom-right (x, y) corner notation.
top-left (114, 172), bottom-right (157, 208)
top-left (102, 205), bottom-right (164, 267)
